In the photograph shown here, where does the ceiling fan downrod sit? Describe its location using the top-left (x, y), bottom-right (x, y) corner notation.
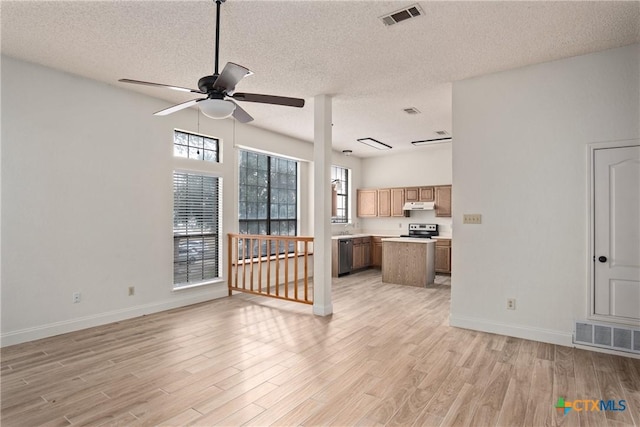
top-left (213, 0), bottom-right (225, 76)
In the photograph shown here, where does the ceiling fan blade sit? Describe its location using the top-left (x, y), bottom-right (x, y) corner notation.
top-left (154, 99), bottom-right (201, 116)
top-left (119, 79), bottom-right (205, 94)
top-left (229, 100), bottom-right (254, 123)
top-left (213, 62), bottom-right (253, 93)
top-left (231, 92), bottom-right (305, 108)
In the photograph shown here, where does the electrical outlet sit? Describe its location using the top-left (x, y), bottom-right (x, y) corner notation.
top-left (463, 214), bottom-right (482, 224)
top-left (73, 292), bottom-right (81, 304)
top-left (507, 298), bottom-right (516, 310)
top-left (128, 286), bottom-right (135, 296)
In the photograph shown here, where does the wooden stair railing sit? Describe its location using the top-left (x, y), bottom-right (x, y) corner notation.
top-left (227, 233), bottom-right (314, 304)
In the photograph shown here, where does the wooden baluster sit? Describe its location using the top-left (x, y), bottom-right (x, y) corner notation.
top-left (249, 238), bottom-right (254, 291)
top-left (266, 239), bottom-right (271, 296)
top-left (242, 238), bottom-right (247, 290)
top-left (275, 239), bottom-right (280, 297)
top-left (284, 239), bottom-right (289, 299)
top-left (228, 234), bottom-right (233, 296)
top-left (304, 240), bottom-right (309, 302)
top-left (257, 236), bottom-right (262, 294)
top-left (294, 239), bottom-right (299, 301)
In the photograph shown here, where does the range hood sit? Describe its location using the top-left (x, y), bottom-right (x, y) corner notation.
top-left (403, 201), bottom-right (435, 211)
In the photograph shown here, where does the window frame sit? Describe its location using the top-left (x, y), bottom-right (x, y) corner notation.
top-left (331, 165), bottom-right (350, 224)
top-left (238, 150), bottom-right (298, 259)
top-left (172, 129), bottom-right (222, 290)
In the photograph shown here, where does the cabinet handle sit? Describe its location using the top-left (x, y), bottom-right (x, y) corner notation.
top-left (598, 256), bottom-right (607, 263)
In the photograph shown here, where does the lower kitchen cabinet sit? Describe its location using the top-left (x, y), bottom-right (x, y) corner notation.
top-left (435, 238), bottom-right (452, 274)
top-left (352, 237), bottom-right (371, 270)
top-left (370, 236), bottom-right (383, 268)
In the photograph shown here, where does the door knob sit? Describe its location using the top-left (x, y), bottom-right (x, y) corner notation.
top-left (598, 256), bottom-right (607, 263)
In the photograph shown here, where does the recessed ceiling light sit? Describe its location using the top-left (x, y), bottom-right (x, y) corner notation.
top-left (342, 150), bottom-right (353, 156)
top-left (411, 137), bottom-right (452, 146)
top-left (357, 138), bottom-right (392, 150)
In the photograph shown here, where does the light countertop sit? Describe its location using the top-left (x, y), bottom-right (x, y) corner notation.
top-left (381, 237), bottom-right (436, 244)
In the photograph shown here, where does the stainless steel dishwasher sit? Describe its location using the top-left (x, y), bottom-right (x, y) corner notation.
top-left (338, 238), bottom-right (353, 276)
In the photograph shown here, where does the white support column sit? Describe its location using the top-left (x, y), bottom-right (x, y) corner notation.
top-left (313, 95), bottom-right (333, 316)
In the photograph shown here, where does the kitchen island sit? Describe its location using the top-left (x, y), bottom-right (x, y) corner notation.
top-left (381, 238), bottom-right (436, 287)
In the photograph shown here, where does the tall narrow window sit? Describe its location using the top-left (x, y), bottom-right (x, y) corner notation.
top-left (238, 150), bottom-right (297, 257)
top-left (173, 173), bottom-right (220, 287)
top-left (331, 165), bottom-right (349, 223)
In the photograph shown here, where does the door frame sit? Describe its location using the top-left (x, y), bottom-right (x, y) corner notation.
top-left (587, 138), bottom-right (640, 327)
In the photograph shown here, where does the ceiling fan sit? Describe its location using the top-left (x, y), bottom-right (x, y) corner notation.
top-left (118, 0), bottom-right (304, 123)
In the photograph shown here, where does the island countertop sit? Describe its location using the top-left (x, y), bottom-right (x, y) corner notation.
top-left (381, 237), bottom-right (436, 244)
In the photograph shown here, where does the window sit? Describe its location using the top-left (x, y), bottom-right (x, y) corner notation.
top-left (173, 172), bottom-right (220, 287)
top-left (331, 165), bottom-right (349, 223)
top-left (173, 130), bottom-right (219, 162)
top-left (238, 150), bottom-right (297, 257)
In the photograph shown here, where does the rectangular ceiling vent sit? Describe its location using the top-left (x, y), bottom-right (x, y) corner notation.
top-left (574, 320), bottom-right (640, 355)
top-left (403, 107), bottom-right (421, 115)
top-left (435, 130), bottom-right (449, 136)
top-left (380, 4), bottom-right (423, 26)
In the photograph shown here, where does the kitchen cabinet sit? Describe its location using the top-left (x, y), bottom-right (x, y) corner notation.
top-left (407, 186), bottom-right (434, 202)
top-left (419, 187), bottom-right (435, 202)
top-left (435, 185), bottom-right (452, 217)
top-left (371, 236), bottom-right (383, 268)
top-left (405, 187), bottom-right (420, 202)
top-left (382, 238), bottom-right (436, 287)
top-left (391, 188), bottom-right (406, 217)
top-left (357, 189), bottom-right (377, 217)
top-left (377, 189), bottom-right (391, 217)
top-left (435, 238), bottom-right (451, 274)
top-left (352, 237), bottom-right (371, 270)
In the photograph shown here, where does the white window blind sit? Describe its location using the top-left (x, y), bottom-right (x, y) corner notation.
top-left (173, 172), bottom-right (220, 287)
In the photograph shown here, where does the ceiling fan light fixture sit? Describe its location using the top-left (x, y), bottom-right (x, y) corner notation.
top-left (199, 99), bottom-right (236, 119)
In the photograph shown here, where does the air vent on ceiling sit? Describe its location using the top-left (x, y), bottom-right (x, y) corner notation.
top-left (574, 320), bottom-right (640, 355)
top-left (435, 130), bottom-right (449, 136)
top-left (380, 4), bottom-right (423, 26)
top-left (403, 107), bottom-right (421, 115)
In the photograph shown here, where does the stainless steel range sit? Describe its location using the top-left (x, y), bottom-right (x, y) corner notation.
top-left (400, 223), bottom-right (439, 239)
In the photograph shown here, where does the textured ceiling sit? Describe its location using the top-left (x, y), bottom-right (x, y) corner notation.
top-left (2, 1), bottom-right (639, 157)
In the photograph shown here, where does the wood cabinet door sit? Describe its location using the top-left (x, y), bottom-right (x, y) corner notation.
top-left (371, 241), bottom-right (382, 267)
top-left (377, 189), bottom-right (391, 217)
top-left (435, 185), bottom-right (452, 217)
top-left (357, 189), bottom-right (378, 217)
top-left (405, 187), bottom-right (419, 202)
top-left (419, 187), bottom-right (434, 202)
top-left (435, 246), bottom-right (451, 273)
top-left (391, 188), bottom-right (405, 217)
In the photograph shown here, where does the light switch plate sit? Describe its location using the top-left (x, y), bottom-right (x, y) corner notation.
top-left (463, 214), bottom-right (482, 224)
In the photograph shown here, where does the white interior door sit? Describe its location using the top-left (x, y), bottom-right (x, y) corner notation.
top-left (593, 144), bottom-right (640, 321)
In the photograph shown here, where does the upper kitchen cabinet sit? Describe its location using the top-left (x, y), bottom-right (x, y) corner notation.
top-left (377, 189), bottom-right (391, 217)
top-left (419, 187), bottom-right (435, 202)
top-left (391, 188), bottom-right (406, 217)
top-left (406, 186), bottom-right (435, 202)
top-left (435, 185), bottom-right (452, 217)
top-left (405, 187), bottom-right (420, 202)
top-left (357, 189), bottom-right (378, 217)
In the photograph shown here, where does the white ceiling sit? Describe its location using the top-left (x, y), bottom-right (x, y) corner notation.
top-left (2, 1), bottom-right (639, 158)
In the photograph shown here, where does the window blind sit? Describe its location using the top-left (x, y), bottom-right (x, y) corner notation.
top-left (173, 172), bottom-right (220, 286)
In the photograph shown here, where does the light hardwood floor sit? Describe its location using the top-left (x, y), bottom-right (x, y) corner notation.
top-left (2, 270), bottom-right (639, 426)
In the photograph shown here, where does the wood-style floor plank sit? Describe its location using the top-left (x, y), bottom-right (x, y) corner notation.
top-left (2, 270), bottom-right (640, 426)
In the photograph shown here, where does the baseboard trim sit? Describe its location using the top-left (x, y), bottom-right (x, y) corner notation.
top-left (449, 314), bottom-right (572, 346)
top-left (1, 287), bottom-right (229, 347)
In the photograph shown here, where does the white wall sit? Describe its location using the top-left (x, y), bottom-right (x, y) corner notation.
top-left (359, 146), bottom-right (453, 235)
top-left (451, 44), bottom-right (639, 345)
top-left (0, 56), bottom-right (355, 346)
